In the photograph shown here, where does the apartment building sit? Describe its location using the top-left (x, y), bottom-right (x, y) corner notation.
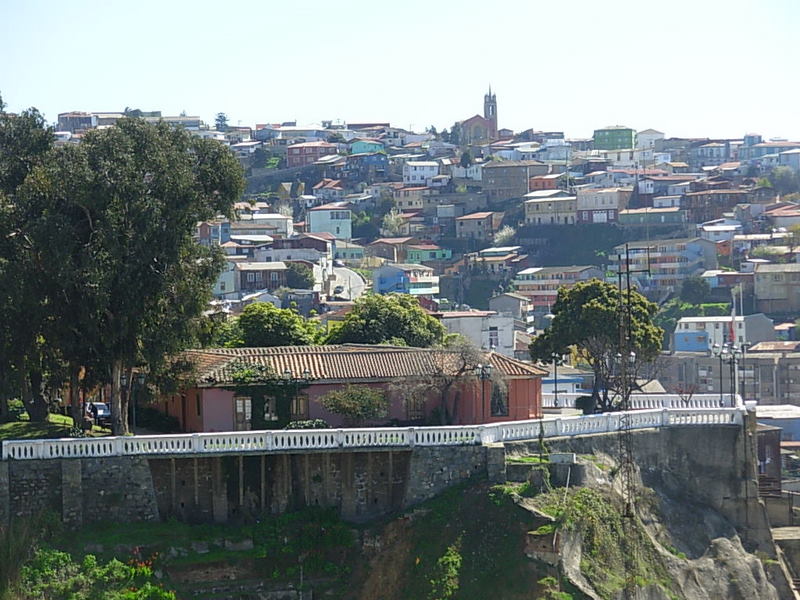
top-left (524, 190), bottom-right (577, 225)
top-left (512, 265), bottom-right (603, 309)
top-left (673, 313), bottom-right (775, 351)
top-left (754, 263), bottom-right (800, 314)
top-left (609, 237), bottom-right (717, 294)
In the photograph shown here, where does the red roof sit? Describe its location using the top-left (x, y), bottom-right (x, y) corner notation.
top-left (457, 212), bottom-right (494, 220)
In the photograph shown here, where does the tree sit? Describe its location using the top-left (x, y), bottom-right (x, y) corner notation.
top-left (327, 132), bottom-right (346, 144)
top-left (215, 112), bottom-right (229, 132)
top-left (286, 262), bottom-right (315, 289)
top-left (74, 118), bottom-right (244, 434)
top-left (787, 223), bottom-right (800, 253)
top-left (327, 294), bottom-right (447, 347)
top-left (389, 336), bottom-right (486, 424)
top-left (529, 279), bottom-right (663, 412)
top-left (460, 150), bottom-right (473, 168)
top-left (679, 276), bottom-right (711, 305)
top-left (252, 145), bottom-right (270, 169)
top-left (770, 166), bottom-right (800, 196)
top-left (0, 98), bottom-right (60, 421)
top-left (319, 385), bottom-right (389, 426)
top-left (235, 302), bottom-right (318, 347)
top-left (381, 207), bottom-right (405, 236)
top-left (449, 122), bottom-right (462, 146)
top-left (493, 225), bottom-right (516, 246)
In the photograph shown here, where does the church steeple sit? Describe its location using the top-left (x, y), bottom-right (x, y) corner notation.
top-left (483, 86), bottom-right (497, 137)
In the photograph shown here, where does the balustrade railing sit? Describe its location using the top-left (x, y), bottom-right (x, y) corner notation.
top-left (0, 407), bottom-right (745, 460)
top-left (541, 393), bottom-right (740, 410)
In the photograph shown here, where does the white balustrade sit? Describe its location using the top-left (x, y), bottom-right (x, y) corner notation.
top-left (541, 393), bottom-right (739, 410)
top-left (0, 407), bottom-right (747, 460)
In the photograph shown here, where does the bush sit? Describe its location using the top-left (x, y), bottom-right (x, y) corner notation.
top-left (284, 419), bottom-right (330, 430)
top-left (575, 396), bottom-right (594, 415)
top-left (16, 547), bottom-right (176, 599)
top-left (319, 385), bottom-right (389, 426)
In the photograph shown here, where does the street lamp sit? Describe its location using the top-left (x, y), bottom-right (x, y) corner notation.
top-left (712, 344), bottom-right (725, 406)
top-left (551, 352), bottom-right (560, 408)
top-left (134, 372), bottom-right (146, 430)
top-left (476, 363), bottom-right (493, 422)
top-left (740, 343), bottom-right (750, 402)
top-left (727, 345), bottom-right (742, 400)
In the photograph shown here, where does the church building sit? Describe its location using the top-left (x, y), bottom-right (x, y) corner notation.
top-left (459, 88), bottom-right (498, 144)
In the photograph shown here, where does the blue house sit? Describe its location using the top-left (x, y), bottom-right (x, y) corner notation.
top-left (350, 139), bottom-right (385, 155)
top-left (673, 330), bottom-right (710, 352)
top-left (374, 263), bottom-right (439, 297)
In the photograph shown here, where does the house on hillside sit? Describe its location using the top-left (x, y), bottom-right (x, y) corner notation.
top-left (162, 345), bottom-right (546, 430)
top-left (374, 263), bottom-right (439, 296)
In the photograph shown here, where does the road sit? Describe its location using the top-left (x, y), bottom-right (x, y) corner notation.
top-left (332, 267), bottom-right (367, 300)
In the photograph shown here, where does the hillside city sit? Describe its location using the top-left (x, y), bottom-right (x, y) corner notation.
top-left (5, 86), bottom-right (800, 600)
top-left (53, 90), bottom-right (800, 407)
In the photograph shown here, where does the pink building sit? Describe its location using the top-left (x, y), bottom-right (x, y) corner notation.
top-left (160, 344), bottom-right (545, 432)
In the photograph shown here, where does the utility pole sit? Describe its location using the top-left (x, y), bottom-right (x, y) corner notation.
top-left (616, 243), bottom-right (650, 519)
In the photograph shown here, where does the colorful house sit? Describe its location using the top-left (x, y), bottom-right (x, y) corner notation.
top-left (350, 139), bottom-right (385, 155)
top-left (162, 345), bottom-right (546, 431)
top-left (406, 244), bottom-right (452, 263)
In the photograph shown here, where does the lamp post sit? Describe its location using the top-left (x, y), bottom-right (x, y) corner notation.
top-left (740, 343), bottom-right (749, 402)
top-left (551, 352), bottom-right (560, 408)
top-left (712, 344), bottom-right (725, 406)
top-left (476, 363), bottom-right (493, 422)
top-left (134, 372), bottom-right (145, 431)
top-left (727, 345), bottom-right (741, 400)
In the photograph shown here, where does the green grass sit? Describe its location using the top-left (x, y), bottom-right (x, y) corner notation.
top-left (0, 414), bottom-right (109, 442)
top-left (507, 455), bottom-right (549, 464)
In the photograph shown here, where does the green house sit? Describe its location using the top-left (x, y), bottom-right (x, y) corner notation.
top-left (593, 126), bottom-right (636, 150)
top-left (407, 244), bottom-right (452, 263)
top-left (350, 139), bottom-right (385, 155)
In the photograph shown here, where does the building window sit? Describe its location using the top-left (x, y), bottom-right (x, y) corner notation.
top-left (488, 326), bottom-right (499, 349)
top-left (196, 394), bottom-right (202, 417)
top-left (290, 395), bottom-right (309, 420)
top-left (490, 382), bottom-right (508, 417)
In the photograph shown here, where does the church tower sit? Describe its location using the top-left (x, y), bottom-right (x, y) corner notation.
top-left (483, 86), bottom-right (498, 138)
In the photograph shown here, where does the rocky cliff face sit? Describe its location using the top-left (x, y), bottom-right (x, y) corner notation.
top-left (348, 414), bottom-right (794, 599)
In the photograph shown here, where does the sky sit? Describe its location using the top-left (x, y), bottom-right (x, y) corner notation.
top-left (2, 0), bottom-right (799, 140)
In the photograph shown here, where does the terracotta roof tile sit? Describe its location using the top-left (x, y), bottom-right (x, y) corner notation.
top-left (182, 345), bottom-right (546, 385)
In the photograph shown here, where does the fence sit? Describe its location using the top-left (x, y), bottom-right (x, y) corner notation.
top-left (0, 407), bottom-right (745, 461)
top-left (541, 393), bottom-right (740, 410)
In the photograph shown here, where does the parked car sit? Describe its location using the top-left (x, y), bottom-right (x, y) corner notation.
top-left (86, 402), bottom-right (111, 427)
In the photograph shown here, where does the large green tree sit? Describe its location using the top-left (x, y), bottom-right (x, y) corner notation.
top-left (285, 262), bottom-right (315, 289)
top-left (82, 118), bottom-right (244, 433)
top-left (679, 276), bottom-right (710, 305)
top-left (529, 279), bottom-right (662, 412)
top-left (326, 294), bottom-right (446, 347)
top-left (0, 96), bottom-right (61, 421)
top-left (1, 114), bottom-right (244, 432)
top-left (234, 302), bottom-right (319, 347)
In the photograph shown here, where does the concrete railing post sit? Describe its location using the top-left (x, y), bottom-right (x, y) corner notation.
top-left (408, 427), bottom-right (416, 448)
top-left (661, 408), bottom-right (670, 427)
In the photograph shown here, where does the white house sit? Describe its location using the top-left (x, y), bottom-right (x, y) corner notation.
top-left (231, 213), bottom-right (293, 238)
top-left (308, 202), bottom-right (352, 240)
top-left (697, 219), bottom-right (742, 243)
top-left (403, 161), bottom-right (439, 185)
top-left (636, 128), bottom-right (664, 149)
top-left (674, 313), bottom-right (775, 350)
top-left (450, 162), bottom-right (483, 181)
top-left (439, 311), bottom-right (517, 358)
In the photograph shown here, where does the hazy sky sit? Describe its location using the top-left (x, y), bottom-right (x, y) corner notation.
top-left (2, 0), bottom-right (799, 140)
